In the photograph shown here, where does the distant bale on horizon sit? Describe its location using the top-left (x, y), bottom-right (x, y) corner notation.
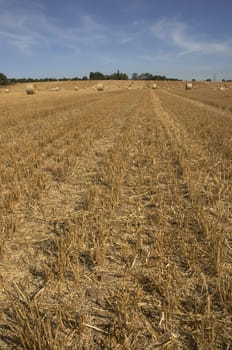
top-left (26, 84), bottom-right (36, 94)
top-left (185, 82), bottom-right (193, 90)
top-left (49, 86), bottom-right (60, 92)
top-left (152, 83), bottom-right (158, 89)
top-left (96, 83), bottom-right (104, 91)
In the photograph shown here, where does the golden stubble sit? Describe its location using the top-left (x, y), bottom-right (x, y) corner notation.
top-left (0, 82), bottom-right (231, 349)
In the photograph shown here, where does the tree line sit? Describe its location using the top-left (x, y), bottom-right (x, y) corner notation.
top-left (0, 71), bottom-right (129, 85)
top-left (1, 71), bottom-right (231, 86)
top-left (0, 70), bottom-right (180, 86)
top-left (131, 73), bottom-right (180, 81)
top-left (89, 70), bottom-right (128, 80)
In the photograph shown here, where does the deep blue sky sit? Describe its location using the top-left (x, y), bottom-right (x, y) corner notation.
top-left (0, 0), bottom-right (231, 80)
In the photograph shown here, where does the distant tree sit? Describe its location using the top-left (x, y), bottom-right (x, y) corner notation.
top-left (8, 78), bottom-right (17, 84)
top-left (192, 79), bottom-right (196, 81)
top-left (206, 78), bottom-right (212, 82)
top-left (0, 72), bottom-right (8, 85)
top-left (89, 71), bottom-right (128, 80)
top-left (110, 70), bottom-right (128, 80)
top-left (135, 73), bottom-right (169, 81)
top-left (82, 76), bottom-right (88, 80)
top-left (151, 75), bottom-right (167, 81)
top-left (89, 72), bottom-right (105, 80)
top-left (131, 73), bottom-right (138, 80)
top-left (139, 72), bottom-right (153, 80)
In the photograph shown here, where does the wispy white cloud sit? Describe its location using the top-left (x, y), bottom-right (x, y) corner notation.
top-left (137, 52), bottom-right (176, 62)
top-left (114, 21), bottom-right (148, 47)
top-left (54, 15), bottom-right (107, 48)
top-left (0, 5), bottom-right (108, 54)
top-left (0, 30), bottom-right (45, 54)
top-left (151, 18), bottom-right (232, 55)
top-left (118, 35), bottom-right (134, 44)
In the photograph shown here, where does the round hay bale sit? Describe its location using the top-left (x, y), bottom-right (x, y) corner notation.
top-left (5, 88), bottom-right (10, 93)
top-left (152, 83), bottom-right (158, 89)
top-left (26, 84), bottom-right (36, 94)
top-left (74, 86), bottom-right (79, 91)
top-left (96, 83), bottom-right (104, 91)
top-left (185, 82), bottom-right (193, 90)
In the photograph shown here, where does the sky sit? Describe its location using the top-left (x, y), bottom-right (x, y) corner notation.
top-left (0, 0), bottom-right (232, 80)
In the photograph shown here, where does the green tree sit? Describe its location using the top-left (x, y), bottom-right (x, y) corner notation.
top-left (110, 71), bottom-right (128, 80)
top-left (89, 72), bottom-right (105, 80)
top-left (131, 73), bottom-right (138, 80)
top-left (0, 72), bottom-right (8, 85)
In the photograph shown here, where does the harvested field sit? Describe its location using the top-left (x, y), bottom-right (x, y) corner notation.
top-left (170, 87), bottom-right (232, 112)
top-left (0, 82), bottom-right (231, 349)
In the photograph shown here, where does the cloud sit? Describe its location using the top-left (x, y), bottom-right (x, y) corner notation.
top-left (0, 30), bottom-right (45, 54)
top-left (136, 52), bottom-right (175, 62)
top-left (53, 15), bottom-right (107, 48)
top-left (151, 18), bottom-right (232, 55)
top-left (0, 4), bottom-right (108, 54)
top-left (119, 35), bottom-right (134, 44)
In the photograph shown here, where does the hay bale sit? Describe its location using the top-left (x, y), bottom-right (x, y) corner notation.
top-left (185, 82), bottom-right (193, 90)
top-left (5, 88), bottom-right (10, 93)
top-left (26, 84), bottom-right (36, 94)
top-left (74, 86), bottom-right (79, 91)
top-left (96, 83), bottom-right (104, 91)
top-left (49, 86), bottom-right (60, 92)
top-left (152, 83), bottom-right (158, 89)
